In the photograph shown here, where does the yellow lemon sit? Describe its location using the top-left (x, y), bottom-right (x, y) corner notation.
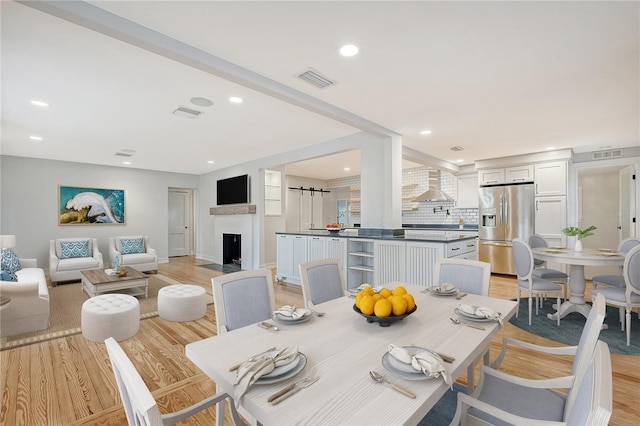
top-left (359, 295), bottom-right (376, 315)
top-left (392, 286), bottom-right (408, 296)
top-left (355, 292), bottom-right (365, 309)
top-left (389, 295), bottom-right (408, 316)
top-left (373, 293), bottom-right (382, 302)
top-left (379, 288), bottom-right (392, 299)
top-left (374, 298), bottom-right (393, 317)
top-left (402, 293), bottom-right (416, 312)
top-left (361, 286), bottom-right (375, 296)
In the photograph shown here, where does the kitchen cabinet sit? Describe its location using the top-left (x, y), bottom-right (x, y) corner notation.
top-left (479, 166), bottom-right (533, 185)
top-left (405, 241), bottom-right (445, 286)
top-left (276, 234), bottom-right (307, 285)
top-left (374, 240), bottom-right (406, 285)
top-left (308, 236), bottom-right (347, 264)
top-left (347, 239), bottom-right (374, 291)
top-left (454, 174), bottom-right (479, 208)
top-left (534, 161), bottom-right (567, 196)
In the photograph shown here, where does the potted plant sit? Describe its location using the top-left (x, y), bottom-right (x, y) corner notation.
top-left (561, 225), bottom-right (597, 252)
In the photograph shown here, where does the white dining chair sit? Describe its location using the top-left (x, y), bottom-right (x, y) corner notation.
top-left (450, 340), bottom-right (612, 426)
top-left (528, 234), bottom-right (569, 301)
top-left (592, 237), bottom-right (640, 290)
top-left (299, 258), bottom-right (346, 307)
top-left (512, 238), bottom-right (563, 326)
top-left (592, 245), bottom-right (640, 346)
top-left (433, 257), bottom-right (491, 296)
top-left (104, 337), bottom-right (245, 426)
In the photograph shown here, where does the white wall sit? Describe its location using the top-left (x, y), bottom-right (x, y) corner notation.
top-left (0, 156), bottom-right (198, 270)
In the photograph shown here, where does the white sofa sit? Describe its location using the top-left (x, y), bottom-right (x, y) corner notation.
top-left (49, 238), bottom-right (103, 284)
top-left (109, 236), bottom-right (158, 274)
top-left (0, 259), bottom-right (49, 337)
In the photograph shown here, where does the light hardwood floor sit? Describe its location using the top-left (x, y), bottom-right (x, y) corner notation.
top-left (0, 256), bottom-right (637, 425)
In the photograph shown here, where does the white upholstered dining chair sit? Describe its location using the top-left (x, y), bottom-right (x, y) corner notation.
top-left (528, 234), bottom-right (569, 301)
top-left (592, 237), bottom-right (640, 290)
top-left (433, 257), bottom-right (491, 296)
top-left (104, 337), bottom-right (244, 426)
top-left (299, 258), bottom-right (346, 307)
top-left (512, 238), bottom-right (563, 326)
top-left (450, 340), bottom-right (612, 426)
top-left (592, 245), bottom-right (640, 346)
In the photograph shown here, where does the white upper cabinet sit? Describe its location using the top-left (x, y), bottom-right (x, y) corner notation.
top-left (534, 161), bottom-right (567, 196)
top-left (478, 168), bottom-right (505, 185)
top-left (505, 165), bottom-right (534, 182)
top-left (454, 174), bottom-right (479, 208)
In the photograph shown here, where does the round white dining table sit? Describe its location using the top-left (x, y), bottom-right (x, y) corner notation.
top-left (531, 247), bottom-right (625, 321)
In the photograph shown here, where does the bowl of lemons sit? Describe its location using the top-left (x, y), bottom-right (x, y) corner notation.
top-left (353, 286), bottom-right (417, 327)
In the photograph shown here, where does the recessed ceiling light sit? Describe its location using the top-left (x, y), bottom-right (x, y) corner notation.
top-left (122, 161), bottom-right (131, 165)
top-left (344, 167), bottom-right (351, 171)
top-left (29, 135), bottom-right (43, 141)
top-left (339, 44), bottom-right (359, 57)
top-left (207, 160), bottom-right (215, 164)
top-left (420, 130), bottom-right (432, 135)
top-left (190, 97), bottom-right (213, 107)
top-left (30, 100), bottom-right (49, 107)
top-left (229, 96), bottom-right (243, 103)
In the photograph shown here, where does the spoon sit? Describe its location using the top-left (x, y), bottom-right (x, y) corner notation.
top-left (369, 371), bottom-right (416, 398)
top-left (449, 317), bottom-right (485, 330)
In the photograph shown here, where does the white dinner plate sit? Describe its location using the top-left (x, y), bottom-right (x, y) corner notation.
top-left (427, 287), bottom-right (458, 297)
top-left (259, 351), bottom-right (301, 378)
top-left (596, 252), bottom-right (621, 257)
top-left (382, 346), bottom-right (442, 381)
top-left (255, 353), bottom-right (307, 384)
top-left (273, 310), bottom-right (316, 324)
top-left (454, 307), bottom-right (494, 322)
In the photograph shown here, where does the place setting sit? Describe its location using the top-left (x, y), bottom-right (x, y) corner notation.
top-left (454, 303), bottom-right (503, 327)
top-left (380, 344), bottom-right (452, 387)
top-left (272, 305), bottom-right (316, 325)
top-left (231, 345), bottom-right (312, 405)
top-left (422, 283), bottom-right (467, 299)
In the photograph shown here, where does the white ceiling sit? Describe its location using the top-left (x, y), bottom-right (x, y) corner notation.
top-left (1, 1), bottom-right (638, 180)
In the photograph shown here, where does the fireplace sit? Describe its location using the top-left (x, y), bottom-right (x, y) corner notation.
top-left (223, 233), bottom-right (241, 266)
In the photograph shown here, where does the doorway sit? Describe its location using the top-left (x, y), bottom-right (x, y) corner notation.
top-left (168, 188), bottom-right (195, 257)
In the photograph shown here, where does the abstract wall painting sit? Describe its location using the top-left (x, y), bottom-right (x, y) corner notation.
top-left (58, 186), bottom-right (125, 225)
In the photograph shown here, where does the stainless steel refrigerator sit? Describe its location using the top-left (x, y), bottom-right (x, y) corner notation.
top-left (478, 182), bottom-right (535, 275)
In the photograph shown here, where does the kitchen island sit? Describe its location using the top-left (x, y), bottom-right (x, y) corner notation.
top-left (276, 228), bottom-right (478, 289)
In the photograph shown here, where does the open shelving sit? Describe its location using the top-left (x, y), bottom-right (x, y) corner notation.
top-left (347, 239), bottom-right (374, 291)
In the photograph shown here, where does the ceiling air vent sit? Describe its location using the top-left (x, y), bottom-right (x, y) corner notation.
top-left (296, 68), bottom-right (335, 89)
top-left (114, 152), bottom-right (132, 157)
top-left (592, 149), bottom-right (622, 160)
top-left (450, 146), bottom-right (465, 152)
top-left (172, 106), bottom-right (203, 119)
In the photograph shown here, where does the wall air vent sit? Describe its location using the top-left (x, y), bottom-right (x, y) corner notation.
top-left (296, 68), bottom-right (335, 89)
top-left (592, 149), bottom-right (622, 160)
top-left (172, 106), bottom-right (203, 119)
top-left (114, 152), bottom-right (133, 157)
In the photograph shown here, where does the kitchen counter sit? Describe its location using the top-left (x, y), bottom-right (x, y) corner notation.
top-left (276, 230), bottom-right (477, 243)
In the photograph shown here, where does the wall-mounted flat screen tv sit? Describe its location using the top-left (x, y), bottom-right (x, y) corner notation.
top-left (217, 174), bottom-right (250, 205)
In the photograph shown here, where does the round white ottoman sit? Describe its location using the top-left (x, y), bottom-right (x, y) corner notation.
top-left (158, 284), bottom-right (207, 322)
top-left (81, 294), bottom-right (140, 342)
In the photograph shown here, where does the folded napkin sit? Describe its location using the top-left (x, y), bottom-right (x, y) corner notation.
top-left (275, 305), bottom-right (311, 319)
top-left (233, 346), bottom-right (299, 405)
top-left (357, 283), bottom-right (384, 293)
top-left (457, 303), bottom-right (503, 326)
top-left (388, 344), bottom-right (452, 386)
top-left (434, 283), bottom-right (456, 292)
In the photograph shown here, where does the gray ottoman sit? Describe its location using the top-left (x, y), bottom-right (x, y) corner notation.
top-left (81, 294), bottom-right (140, 342)
top-left (158, 284), bottom-right (207, 322)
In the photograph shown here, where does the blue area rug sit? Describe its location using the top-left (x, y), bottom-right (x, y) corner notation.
top-left (418, 383), bottom-right (466, 425)
top-left (509, 298), bottom-right (639, 355)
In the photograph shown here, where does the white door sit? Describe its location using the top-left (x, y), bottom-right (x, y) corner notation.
top-left (619, 165), bottom-right (637, 239)
top-left (168, 189), bottom-right (190, 257)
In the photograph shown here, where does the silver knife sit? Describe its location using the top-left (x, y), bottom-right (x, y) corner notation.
top-left (270, 377), bottom-right (319, 405)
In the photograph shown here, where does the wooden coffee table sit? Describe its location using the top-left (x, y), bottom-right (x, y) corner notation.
top-left (81, 267), bottom-right (149, 298)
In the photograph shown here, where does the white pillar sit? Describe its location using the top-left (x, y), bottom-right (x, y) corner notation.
top-left (360, 135), bottom-right (403, 228)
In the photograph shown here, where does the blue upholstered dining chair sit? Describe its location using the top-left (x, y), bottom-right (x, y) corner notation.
top-left (450, 340), bottom-right (612, 426)
top-left (433, 257), bottom-right (491, 296)
top-left (528, 234), bottom-right (569, 301)
top-left (592, 245), bottom-right (640, 346)
top-left (512, 238), bottom-right (563, 326)
top-left (299, 258), bottom-right (346, 307)
top-left (105, 337), bottom-right (245, 426)
top-left (592, 237), bottom-right (640, 290)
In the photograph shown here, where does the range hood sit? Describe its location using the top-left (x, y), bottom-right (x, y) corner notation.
top-left (412, 170), bottom-right (454, 202)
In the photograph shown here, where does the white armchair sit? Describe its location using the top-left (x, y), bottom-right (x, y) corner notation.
top-left (49, 238), bottom-right (103, 284)
top-left (109, 236), bottom-right (158, 274)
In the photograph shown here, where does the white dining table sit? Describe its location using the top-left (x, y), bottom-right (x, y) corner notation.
top-left (186, 282), bottom-right (517, 425)
top-left (531, 247), bottom-right (625, 321)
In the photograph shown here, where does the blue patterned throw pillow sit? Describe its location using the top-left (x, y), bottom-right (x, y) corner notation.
top-left (1, 269), bottom-right (17, 282)
top-left (121, 238), bottom-right (145, 255)
top-left (1, 248), bottom-right (22, 275)
top-left (60, 240), bottom-right (91, 259)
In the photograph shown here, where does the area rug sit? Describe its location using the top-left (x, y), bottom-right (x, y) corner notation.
top-left (509, 298), bottom-right (639, 355)
top-left (418, 383), bottom-right (466, 425)
top-left (0, 274), bottom-right (213, 351)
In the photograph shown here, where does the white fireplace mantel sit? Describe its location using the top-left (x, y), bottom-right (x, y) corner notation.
top-left (210, 205), bottom-right (256, 215)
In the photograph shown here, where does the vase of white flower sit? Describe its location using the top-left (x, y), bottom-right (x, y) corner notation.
top-left (562, 226), bottom-right (597, 252)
